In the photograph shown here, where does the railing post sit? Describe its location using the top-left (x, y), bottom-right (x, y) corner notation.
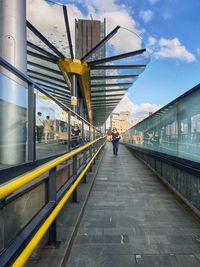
top-left (82, 146), bottom-right (87, 184)
top-left (72, 155), bottom-right (78, 203)
top-left (68, 111), bottom-right (71, 152)
top-left (93, 142), bottom-right (96, 165)
top-left (48, 167), bottom-right (58, 246)
top-left (89, 143), bottom-right (93, 172)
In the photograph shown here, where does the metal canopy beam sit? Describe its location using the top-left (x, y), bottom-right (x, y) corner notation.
top-left (55, 96), bottom-right (71, 102)
top-left (93, 104), bottom-right (117, 107)
top-left (88, 48), bottom-right (146, 66)
top-left (36, 83), bottom-right (71, 95)
top-left (91, 94), bottom-right (125, 99)
top-left (90, 82), bottom-right (132, 87)
top-left (27, 69), bottom-right (66, 84)
top-left (92, 99), bottom-right (121, 102)
top-left (81, 25), bottom-right (120, 61)
top-left (27, 61), bottom-right (62, 75)
top-left (91, 93), bottom-right (126, 97)
top-left (91, 87), bottom-right (128, 93)
top-left (90, 74), bottom-right (138, 80)
top-left (27, 50), bottom-right (57, 63)
top-left (27, 41), bottom-right (59, 60)
top-left (63, 5), bottom-right (74, 59)
top-left (90, 65), bottom-right (146, 69)
top-left (27, 20), bottom-right (65, 59)
top-left (29, 75), bottom-right (69, 89)
top-left (42, 89), bottom-right (71, 99)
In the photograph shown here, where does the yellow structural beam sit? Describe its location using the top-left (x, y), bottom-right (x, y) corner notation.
top-left (58, 58), bottom-right (92, 123)
top-left (12, 141), bottom-right (106, 267)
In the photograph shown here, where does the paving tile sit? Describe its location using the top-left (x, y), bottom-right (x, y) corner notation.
top-left (66, 143), bottom-right (200, 267)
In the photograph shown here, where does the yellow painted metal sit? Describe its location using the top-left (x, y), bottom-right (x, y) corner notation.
top-left (58, 58), bottom-right (92, 123)
top-left (0, 137), bottom-right (104, 200)
top-left (11, 141), bottom-right (106, 267)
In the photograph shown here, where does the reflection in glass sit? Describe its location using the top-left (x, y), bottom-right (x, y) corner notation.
top-left (0, 73), bottom-right (27, 168)
top-left (35, 90), bottom-right (69, 159)
top-left (70, 115), bottom-right (82, 150)
top-left (122, 88), bottom-right (200, 163)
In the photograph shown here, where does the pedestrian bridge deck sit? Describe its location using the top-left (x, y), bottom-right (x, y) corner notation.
top-left (66, 143), bottom-right (200, 267)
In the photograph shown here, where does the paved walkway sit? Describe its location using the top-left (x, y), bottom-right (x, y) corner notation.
top-left (66, 143), bottom-right (200, 267)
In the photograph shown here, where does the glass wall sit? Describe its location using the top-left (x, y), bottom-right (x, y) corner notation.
top-left (35, 90), bottom-right (69, 159)
top-left (70, 114), bottom-right (82, 150)
top-left (122, 87), bottom-right (200, 163)
top-left (0, 62), bottom-right (103, 169)
top-left (84, 123), bottom-right (90, 143)
top-left (0, 72), bottom-right (28, 168)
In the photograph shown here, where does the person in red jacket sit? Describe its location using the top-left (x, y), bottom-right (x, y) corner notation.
top-left (111, 127), bottom-right (120, 156)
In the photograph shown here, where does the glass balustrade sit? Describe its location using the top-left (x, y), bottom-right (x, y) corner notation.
top-left (122, 87), bottom-right (200, 163)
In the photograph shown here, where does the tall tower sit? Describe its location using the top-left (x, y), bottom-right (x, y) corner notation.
top-left (75, 19), bottom-right (106, 59)
top-left (75, 19), bottom-right (106, 120)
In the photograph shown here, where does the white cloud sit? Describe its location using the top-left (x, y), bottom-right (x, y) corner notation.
top-left (27, 0), bottom-right (145, 56)
top-left (147, 36), bottom-right (195, 63)
top-left (148, 36), bottom-right (156, 46)
top-left (155, 38), bottom-right (195, 63)
top-left (139, 10), bottom-right (153, 23)
top-left (113, 94), bottom-right (162, 121)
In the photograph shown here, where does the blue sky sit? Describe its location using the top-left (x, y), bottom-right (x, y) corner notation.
top-left (126, 0), bottom-right (200, 105)
top-left (30, 0), bottom-right (200, 118)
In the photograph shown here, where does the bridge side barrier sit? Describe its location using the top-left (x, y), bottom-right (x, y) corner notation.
top-left (0, 137), bottom-right (106, 266)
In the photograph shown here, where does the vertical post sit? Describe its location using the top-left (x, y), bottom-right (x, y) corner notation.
top-left (89, 143), bottom-right (93, 172)
top-left (82, 119), bottom-right (84, 145)
top-left (48, 167), bottom-right (57, 245)
top-left (28, 84), bottom-right (35, 161)
top-left (72, 155), bottom-right (78, 203)
top-left (0, 0), bottom-right (27, 165)
top-left (68, 111), bottom-right (71, 151)
top-left (71, 74), bottom-right (77, 113)
top-left (89, 125), bottom-right (91, 142)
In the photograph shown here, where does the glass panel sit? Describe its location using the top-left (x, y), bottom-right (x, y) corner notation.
top-left (122, 87), bottom-right (200, 163)
top-left (27, 1), bottom-right (71, 57)
top-left (84, 123), bottom-right (90, 143)
top-left (86, 26), bottom-right (148, 62)
top-left (0, 72), bottom-right (28, 168)
top-left (35, 90), bottom-right (69, 159)
top-left (70, 114), bottom-right (82, 150)
top-left (90, 127), bottom-right (94, 141)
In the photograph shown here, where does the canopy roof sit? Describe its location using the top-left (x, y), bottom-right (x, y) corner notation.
top-left (27, 1), bottom-right (150, 126)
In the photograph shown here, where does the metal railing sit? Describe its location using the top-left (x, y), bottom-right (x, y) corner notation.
top-left (0, 136), bottom-right (106, 267)
top-left (0, 56), bottom-right (106, 266)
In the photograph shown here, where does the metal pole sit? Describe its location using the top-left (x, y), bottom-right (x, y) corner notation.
top-left (72, 155), bottom-right (78, 203)
top-left (0, 0), bottom-right (27, 165)
top-left (71, 74), bottom-right (77, 113)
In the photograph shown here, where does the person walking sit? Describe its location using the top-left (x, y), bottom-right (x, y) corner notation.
top-left (36, 112), bottom-right (44, 143)
top-left (71, 124), bottom-right (81, 148)
top-left (44, 116), bottom-right (51, 144)
top-left (111, 127), bottom-right (120, 156)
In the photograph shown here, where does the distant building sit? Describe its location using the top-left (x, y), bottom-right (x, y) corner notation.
top-left (75, 18), bottom-right (105, 59)
top-left (110, 111), bottom-right (133, 133)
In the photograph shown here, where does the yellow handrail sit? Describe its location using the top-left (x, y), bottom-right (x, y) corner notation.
top-left (0, 137), bottom-right (105, 200)
top-left (12, 141), bottom-right (105, 267)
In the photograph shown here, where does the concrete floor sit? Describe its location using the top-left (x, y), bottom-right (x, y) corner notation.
top-left (66, 143), bottom-right (200, 267)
